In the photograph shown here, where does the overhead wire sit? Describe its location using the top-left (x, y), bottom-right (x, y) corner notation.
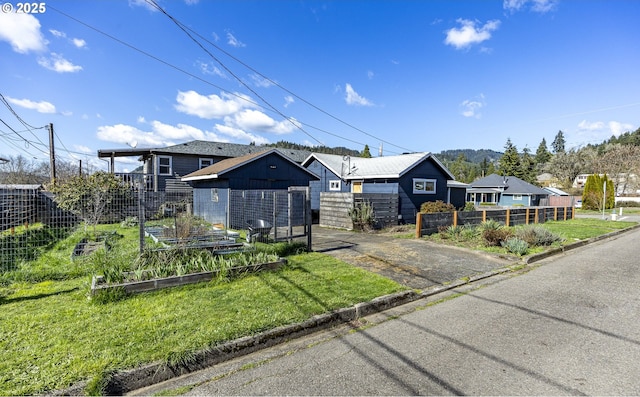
top-left (48, 4), bottom-right (404, 155)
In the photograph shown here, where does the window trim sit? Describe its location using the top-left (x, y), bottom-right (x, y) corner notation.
top-left (329, 180), bottom-right (341, 191)
top-left (199, 158), bottom-right (214, 169)
top-left (513, 194), bottom-right (523, 201)
top-left (413, 178), bottom-right (436, 194)
top-left (157, 155), bottom-right (172, 176)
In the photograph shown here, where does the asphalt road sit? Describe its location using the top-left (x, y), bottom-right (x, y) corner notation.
top-left (141, 226), bottom-right (640, 396)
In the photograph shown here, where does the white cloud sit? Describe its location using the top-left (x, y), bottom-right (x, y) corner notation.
top-left (444, 19), bottom-right (501, 50)
top-left (96, 121), bottom-right (224, 147)
top-left (38, 53), bottom-right (83, 73)
top-left (250, 73), bottom-right (274, 88)
top-left (460, 95), bottom-right (486, 118)
top-left (49, 29), bottom-right (66, 38)
top-left (226, 31), bottom-right (246, 48)
top-left (73, 145), bottom-right (93, 154)
top-left (225, 109), bottom-right (297, 135)
top-left (345, 83), bottom-right (374, 106)
top-left (572, 119), bottom-right (636, 146)
top-left (504, 0), bottom-right (557, 13)
top-left (6, 96), bottom-right (56, 113)
top-left (367, 70), bottom-right (374, 80)
top-left (175, 90), bottom-right (257, 119)
top-left (0, 13), bottom-right (47, 53)
top-left (214, 124), bottom-right (269, 145)
top-left (96, 124), bottom-right (165, 147)
top-left (129, 0), bottom-right (158, 12)
top-left (137, 116), bottom-right (146, 123)
top-left (72, 38), bottom-right (87, 48)
top-left (197, 60), bottom-right (226, 78)
top-left (609, 121), bottom-right (635, 136)
top-left (283, 95), bottom-right (294, 108)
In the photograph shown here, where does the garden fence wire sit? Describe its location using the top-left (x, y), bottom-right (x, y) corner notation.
top-left (1, 184), bottom-right (310, 273)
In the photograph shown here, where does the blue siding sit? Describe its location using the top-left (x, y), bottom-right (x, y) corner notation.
top-left (306, 159), bottom-right (349, 211)
top-left (398, 159), bottom-right (450, 220)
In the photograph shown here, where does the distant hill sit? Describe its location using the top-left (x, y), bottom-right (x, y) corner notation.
top-left (436, 149), bottom-right (502, 164)
top-left (263, 140), bottom-right (361, 157)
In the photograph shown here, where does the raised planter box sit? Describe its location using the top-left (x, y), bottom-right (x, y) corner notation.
top-left (90, 259), bottom-right (286, 296)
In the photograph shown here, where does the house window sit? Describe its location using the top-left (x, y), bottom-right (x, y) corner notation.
top-left (413, 178), bottom-right (436, 194)
top-left (157, 156), bottom-right (172, 175)
top-left (199, 158), bottom-right (213, 169)
top-left (329, 180), bottom-right (341, 191)
top-left (211, 188), bottom-right (218, 202)
top-left (513, 194), bottom-right (522, 201)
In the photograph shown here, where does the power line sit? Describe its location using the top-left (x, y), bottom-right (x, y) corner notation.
top-left (48, 4), bottom-right (401, 154)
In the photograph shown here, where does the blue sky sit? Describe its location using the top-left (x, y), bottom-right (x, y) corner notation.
top-left (1, 0), bottom-right (639, 171)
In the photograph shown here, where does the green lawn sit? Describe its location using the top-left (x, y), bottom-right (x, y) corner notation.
top-left (0, 224), bottom-right (405, 396)
top-left (543, 217), bottom-right (637, 241)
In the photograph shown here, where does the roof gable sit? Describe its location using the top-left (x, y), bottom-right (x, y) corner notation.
top-left (302, 152), bottom-right (454, 180)
top-left (470, 174), bottom-right (548, 195)
top-left (181, 149), bottom-right (318, 181)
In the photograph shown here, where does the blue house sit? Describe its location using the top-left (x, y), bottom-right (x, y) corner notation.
top-left (466, 174), bottom-right (549, 207)
top-left (302, 152), bottom-right (464, 222)
top-left (181, 149), bottom-right (319, 227)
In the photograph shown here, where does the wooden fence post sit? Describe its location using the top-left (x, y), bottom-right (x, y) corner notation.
top-left (554, 207), bottom-right (558, 221)
top-left (415, 212), bottom-right (423, 238)
top-left (453, 211), bottom-right (458, 227)
top-left (534, 208), bottom-right (539, 224)
top-left (506, 208), bottom-right (510, 226)
top-left (482, 210), bottom-right (486, 223)
top-left (526, 208), bottom-right (530, 225)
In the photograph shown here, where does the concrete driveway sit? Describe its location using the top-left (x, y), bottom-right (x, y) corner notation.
top-left (312, 226), bottom-right (515, 290)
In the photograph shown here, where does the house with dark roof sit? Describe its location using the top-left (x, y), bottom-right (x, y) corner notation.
top-left (466, 174), bottom-right (549, 207)
top-left (181, 149), bottom-right (318, 227)
top-left (97, 140), bottom-right (310, 192)
top-left (302, 152), bottom-right (465, 222)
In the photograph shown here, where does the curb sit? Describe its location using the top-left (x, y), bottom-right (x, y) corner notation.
top-left (525, 223), bottom-right (640, 264)
top-left (60, 223), bottom-right (639, 395)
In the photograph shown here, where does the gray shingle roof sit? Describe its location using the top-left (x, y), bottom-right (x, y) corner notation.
top-left (303, 152), bottom-right (454, 180)
top-left (98, 140), bottom-right (311, 163)
top-left (156, 141), bottom-right (311, 163)
top-left (470, 174), bottom-right (548, 195)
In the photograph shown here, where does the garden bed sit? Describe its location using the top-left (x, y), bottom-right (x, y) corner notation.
top-left (91, 258), bottom-right (287, 295)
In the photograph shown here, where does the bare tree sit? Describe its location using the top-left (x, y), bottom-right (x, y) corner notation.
top-left (594, 144), bottom-right (640, 195)
top-left (545, 147), bottom-right (596, 189)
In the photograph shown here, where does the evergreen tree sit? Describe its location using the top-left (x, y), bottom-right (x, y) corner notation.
top-left (361, 144), bottom-right (372, 158)
top-left (520, 147), bottom-right (537, 184)
top-left (498, 138), bottom-right (523, 178)
top-left (582, 174), bottom-right (614, 211)
top-left (552, 130), bottom-right (566, 154)
top-left (535, 138), bottom-right (552, 166)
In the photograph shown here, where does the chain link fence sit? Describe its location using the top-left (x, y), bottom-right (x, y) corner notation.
top-left (1, 182), bottom-right (310, 274)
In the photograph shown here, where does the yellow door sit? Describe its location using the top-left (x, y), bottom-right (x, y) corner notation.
top-left (352, 181), bottom-right (363, 193)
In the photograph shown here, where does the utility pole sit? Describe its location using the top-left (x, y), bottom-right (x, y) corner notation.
top-left (48, 123), bottom-right (56, 185)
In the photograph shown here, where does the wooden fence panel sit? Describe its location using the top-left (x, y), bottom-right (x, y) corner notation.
top-left (320, 192), bottom-right (399, 230)
top-left (417, 206), bottom-right (575, 237)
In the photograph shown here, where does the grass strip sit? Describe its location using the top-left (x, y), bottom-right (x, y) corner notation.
top-left (0, 253), bottom-right (405, 396)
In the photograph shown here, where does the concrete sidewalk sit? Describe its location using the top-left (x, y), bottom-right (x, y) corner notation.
top-left (312, 226), bottom-right (516, 289)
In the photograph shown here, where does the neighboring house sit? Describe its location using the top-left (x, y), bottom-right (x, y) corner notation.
top-left (302, 152), bottom-right (463, 222)
top-left (467, 174), bottom-right (549, 207)
top-left (98, 140), bottom-right (310, 192)
top-left (572, 174), bottom-right (590, 189)
top-left (536, 172), bottom-right (562, 188)
top-left (181, 149), bottom-right (319, 226)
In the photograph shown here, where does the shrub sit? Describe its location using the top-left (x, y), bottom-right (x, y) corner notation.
top-left (420, 200), bottom-right (455, 213)
top-left (480, 219), bottom-right (503, 232)
top-left (616, 200), bottom-right (640, 208)
top-left (515, 225), bottom-right (564, 246)
top-left (482, 227), bottom-right (512, 247)
top-left (462, 202), bottom-right (476, 211)
top-left (445, 225), bottom-right (462, 239)
top-left (460, 224), bottom-right (480, 240)
top-left (349, 201), bottom-right (375, 230)
top-left (502, 237), bottom-right (529, 256)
